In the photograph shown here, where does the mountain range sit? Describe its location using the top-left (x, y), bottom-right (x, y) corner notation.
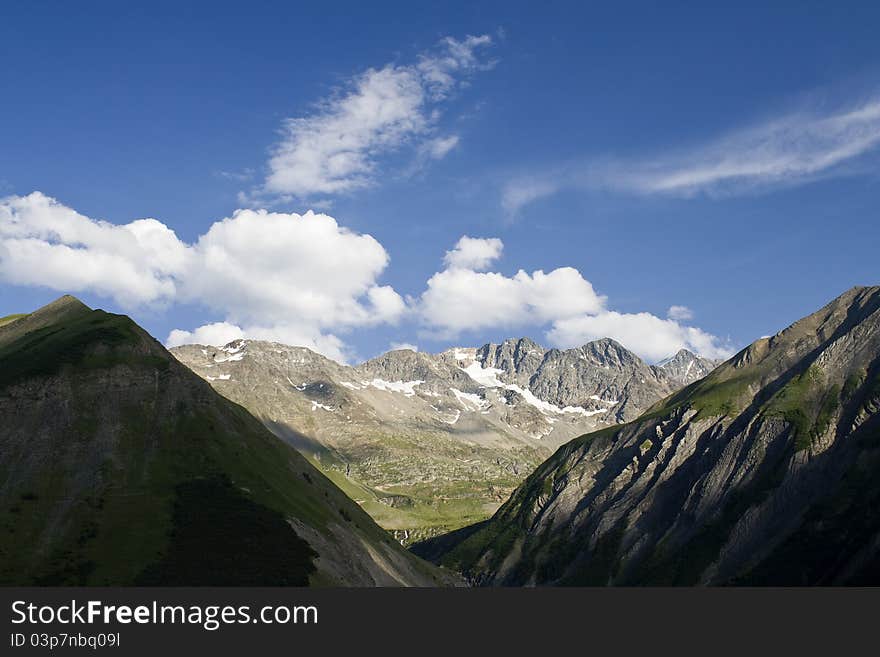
top-left (0, 296), bottom-right (455, 585)
top-left (171, 336), bottom-right (716, 542)
top-left (6, 286), bottom-right (877, 587)
top-left (413, 286), bottom-right (880, 585)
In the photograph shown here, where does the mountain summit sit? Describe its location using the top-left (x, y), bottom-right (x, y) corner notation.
top-left (415, 286), bottom-right (880, 585)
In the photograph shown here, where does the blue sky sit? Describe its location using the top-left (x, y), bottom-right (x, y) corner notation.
top-left (1, 1), bottom-right (879, 363)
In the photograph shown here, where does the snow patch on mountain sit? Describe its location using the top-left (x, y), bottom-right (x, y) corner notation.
top-left (460, 361), bottom-right (504, 387)
top-left (451, 388), bottom-right (489, 410)
top-left (459, 361), bottom-right (612, 418)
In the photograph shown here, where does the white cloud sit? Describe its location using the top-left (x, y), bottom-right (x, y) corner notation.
top-left (169, 321), bottom-right (350, 363)
top-left (183, 208), bottom-right (405, 329)
top-left (443, 236), bottom-right (503, 271)
top-left (0, 193), bottom-right (403, 362)
top-left (416, 35), bottom-right (494, 98)
top-left (389, 342), bottom-right (418, 352)
top-left (422, 134), bottom-right (460, 160)
top-left (502, 97), bottom-right (880, 212)
top-left (622, 100), bottom-right (880, 196)
top-left (667, 305), bottom-right (694, 321)
top-left (420, 267), bottom-right (606, 337)
top-left (0, 192), bottom-right (189, 307)
top-left (420, 237), bottom-right (605, 337)
top-left (174, 208), bottom-right (407, 361)
top-left (259, 34), bottom-right (493, 201)
top-left (1, 194), bottom-right (731, 364)
top-left (418, 235), bottom-right (730, 361)
top-left (547, 311), bottom-right (732, 362)
top-left (166, 322), bottom-right (245, 349)
top-left (500, 177), bottom-right (561, 216)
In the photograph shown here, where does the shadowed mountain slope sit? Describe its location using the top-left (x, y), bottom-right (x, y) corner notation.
top-left (0, 296), bottom-right (456, 586)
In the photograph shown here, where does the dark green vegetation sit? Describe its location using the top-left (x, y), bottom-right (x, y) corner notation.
top-left (0, 302), bottom-right (167, 389)
top-left (136, 476), bottom-right (317, 585)
top-left (0, 296), bottom-right (454, 586)
top-left (415, 286), bottom-right (880, 586)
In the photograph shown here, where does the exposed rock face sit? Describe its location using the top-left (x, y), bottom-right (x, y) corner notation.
top-left (414, 287), bottom-right (880, 586)
top-left (171, 336), bottom-right (716, 543)
top-left (656, 348), bottom-right (719, 388)
top-left (475, 337), bottom-right (700, 422)
top-left (0, 296), bottom-right (455, 586)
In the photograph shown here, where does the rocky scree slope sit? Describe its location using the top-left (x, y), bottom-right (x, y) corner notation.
top-left (0, 296), bottom-right (455, 586)
top-left (171, 336), bottom-right (714, 543)
top-left (414, 286), bottom-right (880, 585)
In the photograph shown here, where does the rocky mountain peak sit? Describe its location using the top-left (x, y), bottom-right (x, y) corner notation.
top-left (722, 286), bottom-right (880, 379)
top-left (46, 293), bottom-right (89, 311)
top-left (357, 348), bottom-right (453, 383)
top-left (475, 337), bottom-right (546, 384)
top-left (0, 294), bottom-right (90, 342)
top-left (657, 348), bottom-right (697, 364)
top-left (655, 348), bottom-right (717, 388)
top-left (578, 337), bottom-right (641, 367)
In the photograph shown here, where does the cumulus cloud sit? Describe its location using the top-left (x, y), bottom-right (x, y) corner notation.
top-left (0, 193), bottom-right (731, 363)
top-left (166, 322), bottom-right (245, 349)
top-left (443, 236), bottom-right (503, 271)
top-left (547, 311), bottom-right (731, 362)
top-left (183, 208), bottom-right (405, 329)
top-left (168, 321), bottom-right (350, 362)
top-left (502, 96), bottom-right (880, 212)
top-left (667, 305), bottom-right (694, 321)
top-left (389, 342), bottom-right (418, 352)
top-left (0, 193), bottom-right (403, 362)
top-left (418, 235), bottom-right (731, 361)
top-left (420, 236), bottom-right (605, 337)
top-left (259, 34), bottom-right (493, 201)
top-left (0, 192), bottom-right (189, 307)
top-left (420, 266), bottom-right (606, 338)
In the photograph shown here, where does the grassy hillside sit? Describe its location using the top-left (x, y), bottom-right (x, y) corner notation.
top-left (0, 296), bottom-right (455, 586)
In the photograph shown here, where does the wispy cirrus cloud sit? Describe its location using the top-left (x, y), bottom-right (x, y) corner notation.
top-left (502, 96), bottom-right (880, 215)
top-left (500, 177), bottom-right (560, 215)
top-left (625, 100), bottom-right (880, 195)
top-left (251, 34), bottom-right (494, 204)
